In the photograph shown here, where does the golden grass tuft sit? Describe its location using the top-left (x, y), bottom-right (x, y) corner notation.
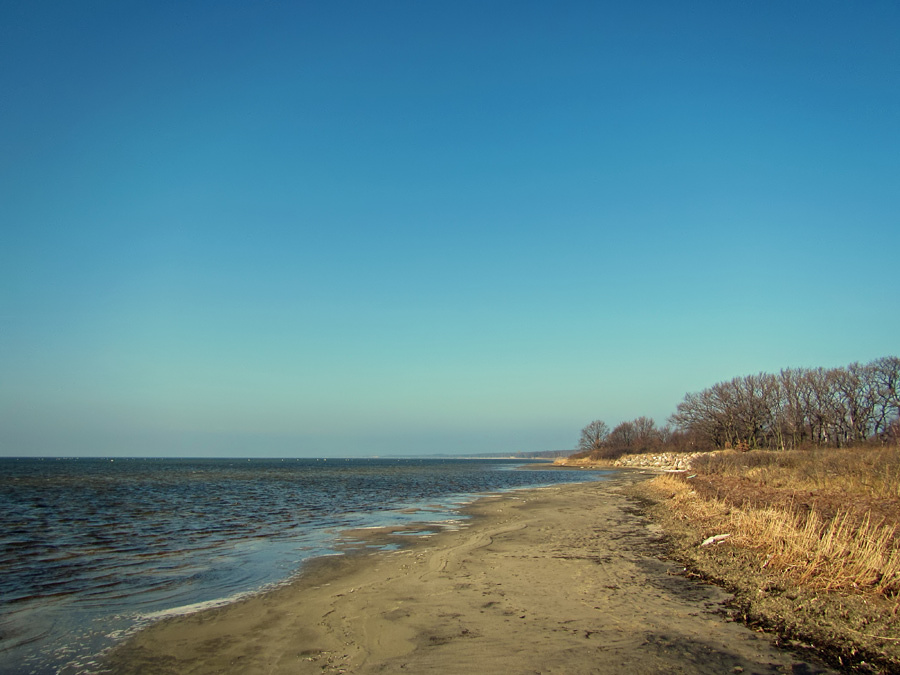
top-left (650, 469), bottom-right (900, 596)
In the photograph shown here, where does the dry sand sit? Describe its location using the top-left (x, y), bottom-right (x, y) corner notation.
top-left (105, 470), bottom-right (836, 674)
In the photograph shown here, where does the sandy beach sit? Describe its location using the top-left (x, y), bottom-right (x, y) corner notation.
top-left (105, 470), bottom-right (835, 674)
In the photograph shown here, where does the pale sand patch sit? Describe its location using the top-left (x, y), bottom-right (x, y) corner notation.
top-left (105, 471), bottom-right (835, 674)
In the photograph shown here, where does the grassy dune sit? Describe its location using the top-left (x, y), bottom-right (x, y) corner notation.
top-left (636, 446), bottom-right (900, 672)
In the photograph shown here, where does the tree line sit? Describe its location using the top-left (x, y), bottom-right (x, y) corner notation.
top-left (574, 356), bottom-right (900, 460)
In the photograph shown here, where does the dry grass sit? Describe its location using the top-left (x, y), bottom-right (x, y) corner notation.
top-left (691, 446), bottom-right (900, 499)
top-left (651, 447), bottom-right (900, 597)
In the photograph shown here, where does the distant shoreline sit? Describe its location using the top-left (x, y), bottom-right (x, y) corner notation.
top-left (105, 470), bottom-right (834, 674)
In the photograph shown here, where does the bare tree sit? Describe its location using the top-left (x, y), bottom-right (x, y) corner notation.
top-left (607, 421), bottom-right (636, 453)
top-left (577, 420), bottom-right (610, 454)
top-left (631, 416), bottom-right (662, 453)
top-left (669, 357), bottom-right (898, 450)
top-left (670, 389), bottom-right (728, 449)
top-left (778, 368), bottom-right (808, 449)
top-left (872, 356), bottom-right (900, 440)
top-left (582, 356), bottom-right (899, 458)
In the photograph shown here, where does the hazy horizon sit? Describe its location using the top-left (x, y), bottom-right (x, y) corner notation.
top-left (3, 2), bottom-right (898, 458)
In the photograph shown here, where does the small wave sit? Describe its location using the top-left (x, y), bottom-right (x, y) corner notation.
top-left (136, 591), bottom-right (256, 622)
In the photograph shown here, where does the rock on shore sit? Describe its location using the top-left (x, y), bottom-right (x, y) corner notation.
top-left (555, 452), bottom-right (708, 471)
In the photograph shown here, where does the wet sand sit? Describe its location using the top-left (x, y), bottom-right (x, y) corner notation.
top-left (106, 470), bottom-right (835, 674)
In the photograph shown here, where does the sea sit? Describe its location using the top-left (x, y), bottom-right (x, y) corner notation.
top-left (0, 457), bottom-right (607, 674)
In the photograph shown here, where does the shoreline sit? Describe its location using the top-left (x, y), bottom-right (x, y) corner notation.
top-left (105, 470), bottom-right (835, 674)
top-left (4, 458), bottom-right (609, 675)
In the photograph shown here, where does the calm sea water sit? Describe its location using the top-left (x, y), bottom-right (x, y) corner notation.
top-left (0, 457), bottom-right (606, 674)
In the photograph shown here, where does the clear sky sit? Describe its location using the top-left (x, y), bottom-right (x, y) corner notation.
top-left (2, 1), bottom-right (898, 457)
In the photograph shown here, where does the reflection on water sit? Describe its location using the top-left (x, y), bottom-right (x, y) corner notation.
top-left (0, 457), bottom-right (605, 674)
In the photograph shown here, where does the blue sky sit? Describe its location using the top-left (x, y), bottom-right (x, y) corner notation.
top-left (2, 1), bottom-right (898, 457)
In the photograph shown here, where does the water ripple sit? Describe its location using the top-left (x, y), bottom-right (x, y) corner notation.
top-left (0, 457), bottom-right (605, 674)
